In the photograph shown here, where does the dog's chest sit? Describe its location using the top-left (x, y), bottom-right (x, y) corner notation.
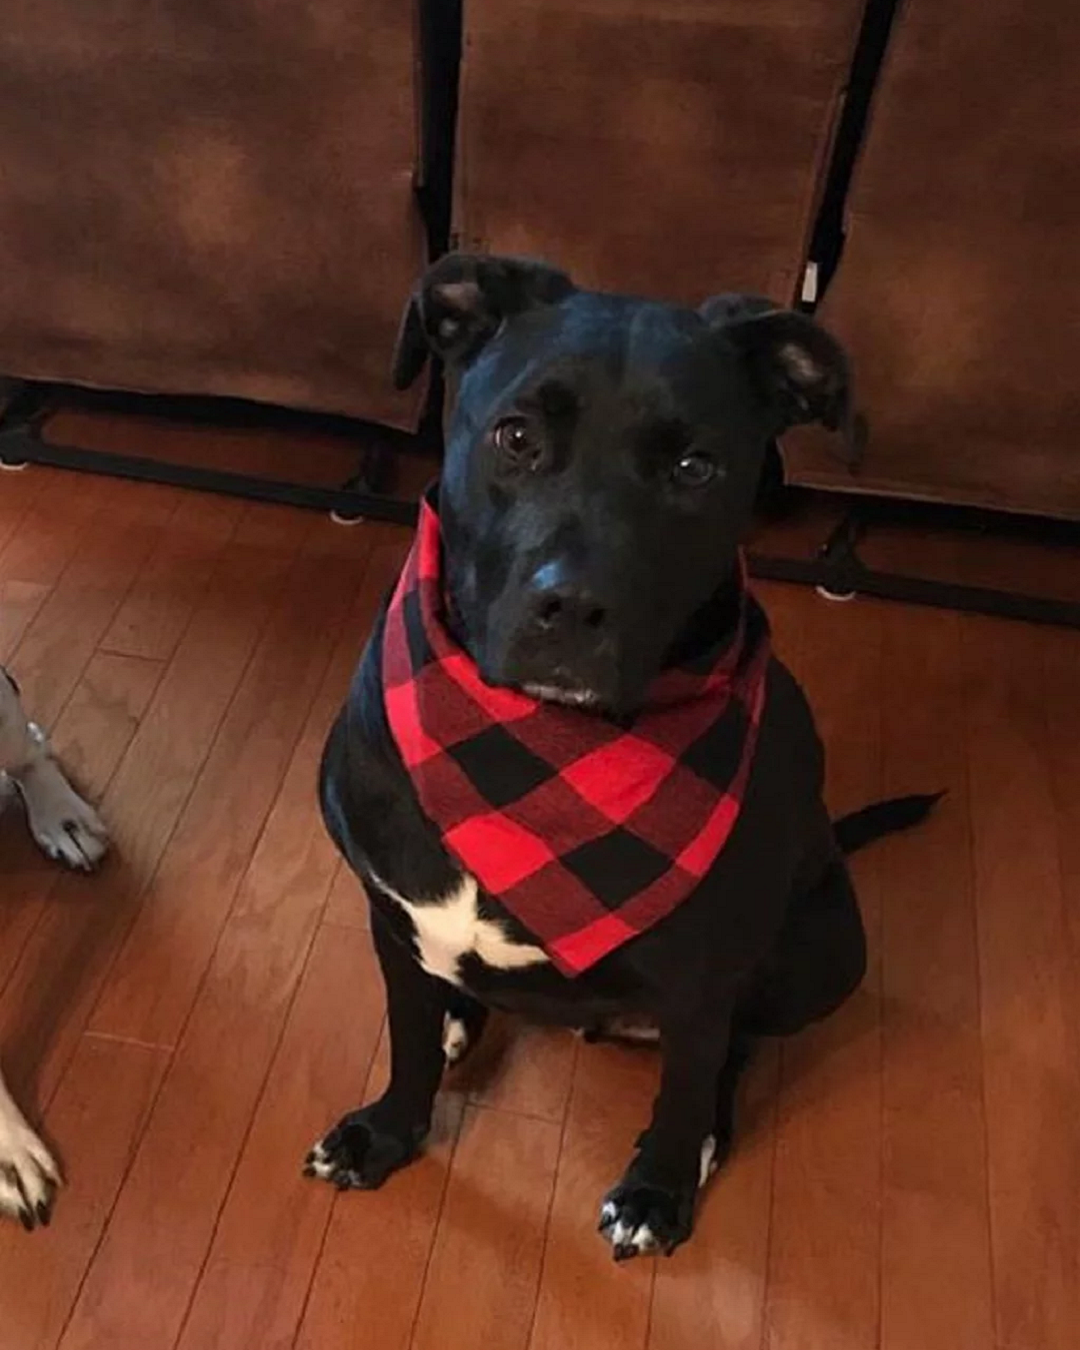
top-left (381, 872), bottom-right (548, 984)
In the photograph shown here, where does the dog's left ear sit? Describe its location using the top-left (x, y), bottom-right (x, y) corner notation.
top-left (700, 295), bottom-right (865, 463)
top-left (392, 252), bottom-right (576, 390)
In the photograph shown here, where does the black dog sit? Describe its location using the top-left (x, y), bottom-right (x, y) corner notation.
top-left (306, 254), bottom-right (935, 1259)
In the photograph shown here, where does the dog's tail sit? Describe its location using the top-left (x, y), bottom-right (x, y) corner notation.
top-left (833, 792), bottom-right (945, 855)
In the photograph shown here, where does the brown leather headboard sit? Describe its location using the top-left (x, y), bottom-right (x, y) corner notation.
top-left (0, 3), bottom-right (426, 429)
top-left (454, 0), bottom-right (867, 305)
top-left (784, 0), bottom-right (1080, 519)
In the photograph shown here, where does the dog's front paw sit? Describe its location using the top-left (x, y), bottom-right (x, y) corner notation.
top-left (304, 1108), bottom-right (421, 1190)
top-left (598, 1175), bottom-right (696, 1261)
top-left (17, 760), bottom-right (109, 872)
top-left (33, 799), bottom-right (109, 872)
top-left (0, 1111), bottom-right (60, 1231)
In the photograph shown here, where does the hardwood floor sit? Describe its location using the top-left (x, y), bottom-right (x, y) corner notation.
top-left (1, 466), bottom-right (1077, 1350)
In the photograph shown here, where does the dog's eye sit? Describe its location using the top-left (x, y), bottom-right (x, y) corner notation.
top-left (492, 417), bottom-right (541, 470)
top-left (671, 452), bottom-right (719, 488)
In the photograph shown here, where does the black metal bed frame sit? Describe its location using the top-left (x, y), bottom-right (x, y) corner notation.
top-left (0, 380), bottom-right (419, 526)
top-left (3, 381), bottom-right (1078, 630)
top-left (747, 502), bottom-right (1080, 629)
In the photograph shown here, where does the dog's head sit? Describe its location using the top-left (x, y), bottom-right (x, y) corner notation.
top-left (395, 253), bottom-right (855, 714)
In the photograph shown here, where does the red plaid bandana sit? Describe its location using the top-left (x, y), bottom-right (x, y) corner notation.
top-left (381, 490), bottom-right (771, 976)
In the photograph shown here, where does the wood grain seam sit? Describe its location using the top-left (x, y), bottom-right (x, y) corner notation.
top-left (37, 510), bottom-right (318, 1349)
top-left (522, 1034), bottom-right (584, 1350)
top-left (168, 869), bottom-right (342, 1350)
top-left (288, 1013), bottom-right (390, 1350)
top-left (82, 1028), bottom-right (173, 1053)
top-left (73, 512), bottom-right (313, 1054)
top-left (465, 1094), bottom-right (581, 1130)
top-left (402, 1106), bottom-right (469, 1350)
top-left (957, 616), bottom-right (1003, 1350)
top-left (50, 1035), bottom-right (180, 1349)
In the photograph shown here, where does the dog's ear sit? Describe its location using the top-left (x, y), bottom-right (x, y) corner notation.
top-left (701, 296), bottom-right (865, 464)
top-left (392, 253), bottom-right (576, 390)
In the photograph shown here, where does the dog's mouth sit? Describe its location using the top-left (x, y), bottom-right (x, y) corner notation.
top-left (519, 679), bottom-right (602, 709)
top-left (491, 645), bottom-right (645, 718)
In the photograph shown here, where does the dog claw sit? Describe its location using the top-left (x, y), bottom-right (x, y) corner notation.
top-left (0, 1113), bottom-right (62, 1231)
top-left (12, 1169), bottom-right (30, 1209)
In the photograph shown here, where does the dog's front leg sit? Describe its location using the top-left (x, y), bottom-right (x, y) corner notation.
top-left (305, 908), bottom-right (450, 1190)
top-left (599, 1002), bottom-right (737, 1260)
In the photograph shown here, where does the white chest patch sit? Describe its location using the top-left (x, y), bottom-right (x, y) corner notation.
top-left (372, 870), bottom-right (548, 984)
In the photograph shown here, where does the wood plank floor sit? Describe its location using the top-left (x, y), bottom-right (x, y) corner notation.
top-left (1, 466), bottom-right (1077, 1350)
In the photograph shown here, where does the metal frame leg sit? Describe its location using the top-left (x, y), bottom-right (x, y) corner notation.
top-left (747, 500), bottom-right (1080, 629)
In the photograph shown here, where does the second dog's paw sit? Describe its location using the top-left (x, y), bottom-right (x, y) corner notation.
top-left (20, 767), bottom-right (109, 873)
top-left (33, 799), bottom-right (109, 872)
top-left (304, 1109), bottom-right (421, 1191)
top-left (0, 1111), bottom-right (60, 1232)
top-left (598, 1176), bottom-right (696, 1261)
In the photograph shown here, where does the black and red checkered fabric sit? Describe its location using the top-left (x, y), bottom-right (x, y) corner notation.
top-left (381, 490), bottom-right (771, 977)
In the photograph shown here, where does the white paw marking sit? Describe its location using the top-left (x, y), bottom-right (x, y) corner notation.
top-left (0, 1073), bottom-right (60, 1228)
top-left (698, 1134), bottom-right (718, 1188)
top-left (442, 1015), bottom-right (469, 1065)
top-left (304, 1139), bottom-right (335, 1181)
top-left (613, 1219), bottom-right (658, 1254)
top-left (600, 1200), bottom-right (661, 1256)
top-left (370, 870), bottom-right (547, 985)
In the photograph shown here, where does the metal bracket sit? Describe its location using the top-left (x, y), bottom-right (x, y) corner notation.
top-left (810, 509), bottom-right (869, 601)
top-left (747, 499), bottom-right (1080, 629)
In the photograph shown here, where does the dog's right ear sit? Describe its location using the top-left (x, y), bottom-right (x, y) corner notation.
top-left (700, 294), bottom-right (866, 466)
top-left (392, 253), bottom-right (576, 389)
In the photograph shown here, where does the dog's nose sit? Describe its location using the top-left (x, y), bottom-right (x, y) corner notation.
top-left (526, 562), bottom-right (607, 636)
